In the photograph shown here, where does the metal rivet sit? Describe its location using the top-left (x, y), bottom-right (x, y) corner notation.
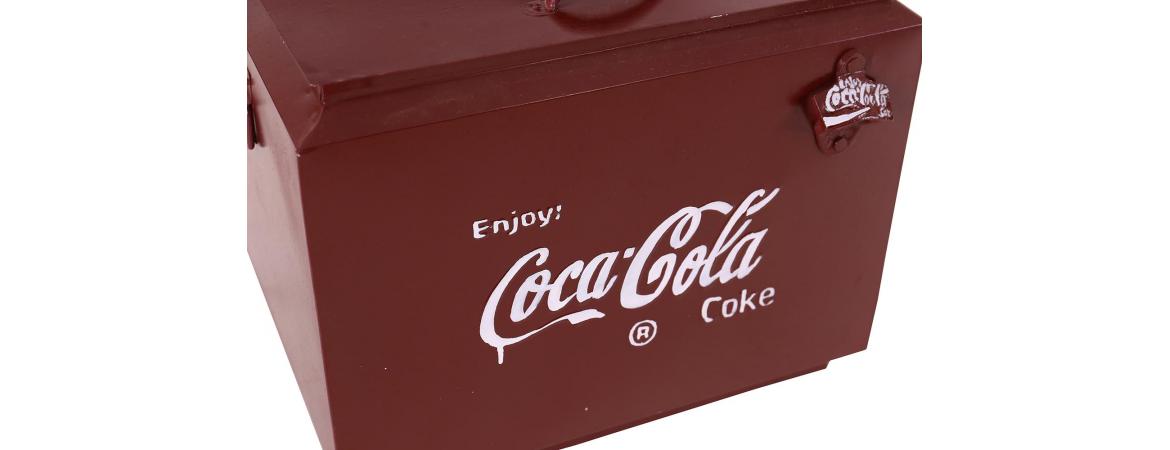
top-left (832, 137), bottom-right (851, 154)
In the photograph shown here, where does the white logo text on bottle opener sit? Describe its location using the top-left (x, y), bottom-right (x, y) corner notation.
top-left (479, 188), bottom-right (780, 364)
top-left (822, 75), bottom-right (892, 128)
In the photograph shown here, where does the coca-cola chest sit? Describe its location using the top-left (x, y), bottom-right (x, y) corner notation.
top-left (247, 0), bottom-right (922, 448)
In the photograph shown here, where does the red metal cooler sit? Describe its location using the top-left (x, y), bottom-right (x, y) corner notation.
top-left (247, 0), bottom-right (922, 448)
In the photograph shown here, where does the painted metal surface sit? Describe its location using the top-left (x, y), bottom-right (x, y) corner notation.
top-left (248, 1), bottom-right (921, 448)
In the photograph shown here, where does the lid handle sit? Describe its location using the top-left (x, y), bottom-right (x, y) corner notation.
top-left (528, 0), bottom-right (659, 20)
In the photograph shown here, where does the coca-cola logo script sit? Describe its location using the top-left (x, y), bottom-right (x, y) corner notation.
top-left (479, 188), bottom-right (781, 364)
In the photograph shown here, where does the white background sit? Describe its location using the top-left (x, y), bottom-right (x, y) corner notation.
top-left (1, 1), bottom-right (1168, 449)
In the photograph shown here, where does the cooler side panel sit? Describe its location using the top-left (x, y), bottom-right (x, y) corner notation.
top-left (247, 60), bottom-right (336, 450)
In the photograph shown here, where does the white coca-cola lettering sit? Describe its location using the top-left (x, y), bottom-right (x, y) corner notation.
top-left (479, 188), bottom-right (781, 364)
top-left (825, 75), bottom-right (891, 113)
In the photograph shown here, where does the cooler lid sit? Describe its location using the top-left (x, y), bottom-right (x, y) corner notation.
top-left (248, 0), bottom-right (895, 151)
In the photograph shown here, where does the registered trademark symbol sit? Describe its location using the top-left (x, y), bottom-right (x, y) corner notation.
top-left (629, 320), bottom-right (658, 347)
